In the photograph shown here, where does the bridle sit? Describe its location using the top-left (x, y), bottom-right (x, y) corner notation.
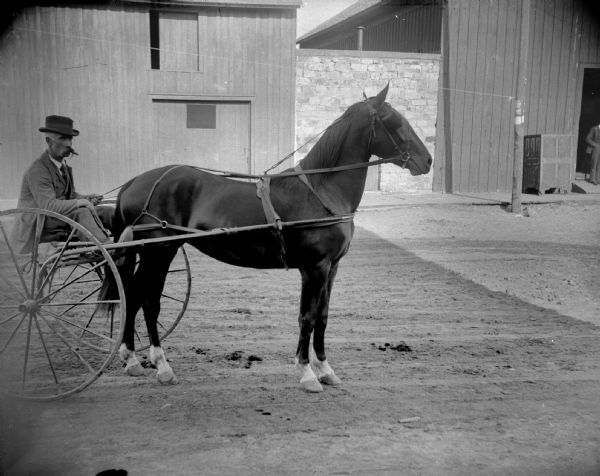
top-left (363, 96), bottom-right (412, 169)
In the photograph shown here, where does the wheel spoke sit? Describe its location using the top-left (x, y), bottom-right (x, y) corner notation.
top-left (134, 326), bottom-right (144, 347)
top-left (41, 307), bottom-right (116, 344)
top-left (0, 271), bottom-right (28, 303)
top-left (37, 312), bottom-right (97, 375)
top-left (35, 228), bottom-right (77, 298)
top-left (44, 282), bottom-right (103, 318)
top-left (81, 304), bottom-right (118, 341)
top-left (167, 267), bottom-right (187, 273)
top-left (41, 260), bottom-right (107, 303)
top-left (41, 299), bottom-right (120, 307)
top-left (33, 313), bottom-right (59, 386)
top-left (21, 312), bottom-right (34, 391)
top-left (0, 221), bottom-right (31, 297)
top-left (29, 214), bottom-right (42, 297)
top-left (0, 312), bottom-right (27, 354)
top-left (160, 293), bottom-right (185, 304)
top-left (0, 310), bottom-right (23, 327)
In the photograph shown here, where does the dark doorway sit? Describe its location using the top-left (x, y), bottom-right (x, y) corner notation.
top-left (576, 68), bottom-right (600, 173)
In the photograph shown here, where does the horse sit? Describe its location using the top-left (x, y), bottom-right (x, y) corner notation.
top-left (100, 84), bottom-right (432, 392)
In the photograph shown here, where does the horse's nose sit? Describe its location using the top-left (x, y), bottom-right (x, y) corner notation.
top-left (427, 156), bottom-right (432, 167)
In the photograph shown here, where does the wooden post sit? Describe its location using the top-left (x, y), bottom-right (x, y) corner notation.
top-left (511, 0), bottom-right (531, 214)
top-left (441, 0), bottom-right (453, 193)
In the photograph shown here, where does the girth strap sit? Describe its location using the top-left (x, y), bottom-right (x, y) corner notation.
top-left (256, 176), bottom-right (288, 269)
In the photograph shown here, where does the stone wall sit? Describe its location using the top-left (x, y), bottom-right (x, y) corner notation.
top-left (296, 49), bottom-right (440, 193)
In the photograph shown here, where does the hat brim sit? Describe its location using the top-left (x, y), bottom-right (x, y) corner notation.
top-left (39, 127), bottom-right (79, 137)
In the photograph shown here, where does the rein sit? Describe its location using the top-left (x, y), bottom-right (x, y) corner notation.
top-left (109, 98), bottom-right (411, 253)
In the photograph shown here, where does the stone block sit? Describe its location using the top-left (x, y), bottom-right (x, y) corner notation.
top-left (350, 63), bottom-right (368, 72)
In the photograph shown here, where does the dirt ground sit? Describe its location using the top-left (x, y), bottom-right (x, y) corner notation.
top-left (2, 199), bottom-right (600, 476)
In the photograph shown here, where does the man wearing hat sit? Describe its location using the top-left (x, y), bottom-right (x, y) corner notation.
top-left (12, 115), bottom-right (112, 253)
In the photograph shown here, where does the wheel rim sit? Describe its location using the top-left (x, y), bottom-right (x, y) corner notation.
top-left (0, 208), bottom-right (126, 400)
top-left (133, 245), bottom-right (191, 351)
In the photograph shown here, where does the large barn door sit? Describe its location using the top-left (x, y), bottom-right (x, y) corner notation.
top-left (153, 100), bottom-right (251, 173)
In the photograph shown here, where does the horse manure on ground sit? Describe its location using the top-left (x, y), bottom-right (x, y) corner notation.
top-left (371, 342), bottom-right (412, 352)
top-left (225, 351), bottom-right (244, 361)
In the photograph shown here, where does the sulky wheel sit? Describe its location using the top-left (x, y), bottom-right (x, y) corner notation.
top-left (0, 208), bottom-right (125, 400)
top-left (133, 245), bottom-right (191, 351)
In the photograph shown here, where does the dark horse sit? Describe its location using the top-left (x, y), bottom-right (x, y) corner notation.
top-left (101, 85), bottom-right (431, 392)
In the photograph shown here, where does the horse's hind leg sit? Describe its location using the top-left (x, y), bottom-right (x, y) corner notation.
top-left (296, 263), bottom-right (330, 392)
top-left (138, 246), bottom-right (179, 385)
top-left (310, 260), bottom-right (342, 386)
top-left (118, 252), bottom-right (146, 376)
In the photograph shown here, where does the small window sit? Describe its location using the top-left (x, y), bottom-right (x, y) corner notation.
top-left (187, 104), bottom-right (216, 129)
top-left (149, 10), bottom-right (160, 70)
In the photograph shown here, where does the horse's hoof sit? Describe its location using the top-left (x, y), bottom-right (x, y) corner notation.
top-left (125, 362), bottom-right (145, 377)
top-left (301, 378), bottom-right (323, 393)
top-left (158, 370), bottom-right (178, 385)
top-left (319, 373), bottom-right (342, 386)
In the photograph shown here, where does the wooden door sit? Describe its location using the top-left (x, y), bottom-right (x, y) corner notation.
top-left (153, 100), bottom-right (251, 173)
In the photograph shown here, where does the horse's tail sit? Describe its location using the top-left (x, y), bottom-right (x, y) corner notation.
top-left (97, 180), bottom-right (135, 313)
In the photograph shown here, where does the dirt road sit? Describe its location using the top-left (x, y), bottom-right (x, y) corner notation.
top-left (2, 200), bottom-right (600, 475)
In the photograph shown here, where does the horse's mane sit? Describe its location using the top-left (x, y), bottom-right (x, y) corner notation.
top-left (298, 102), bottom-right (365, 188)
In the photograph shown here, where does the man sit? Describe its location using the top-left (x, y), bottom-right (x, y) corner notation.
top-left (585, 122), bottom-right (600, 185)
top-left (12, 115), bottom-right (112, 253)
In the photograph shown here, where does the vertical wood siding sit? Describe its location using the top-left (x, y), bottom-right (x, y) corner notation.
top-left (435, 0), bottom-right (598, 193)
top-left (0, 5), bottom-right (296, 205)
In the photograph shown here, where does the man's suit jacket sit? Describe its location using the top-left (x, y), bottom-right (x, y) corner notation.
top-left (11, 151), bottom-right (82, 253)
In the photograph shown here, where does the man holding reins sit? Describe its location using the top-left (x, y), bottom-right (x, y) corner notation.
top-left (11, 115), bottom-right (112, 253)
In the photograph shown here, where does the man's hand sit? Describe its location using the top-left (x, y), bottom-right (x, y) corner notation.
top-left (83, 194), bottom-right (104, 206)
top-left (76, 198), bottom-right (94, 210)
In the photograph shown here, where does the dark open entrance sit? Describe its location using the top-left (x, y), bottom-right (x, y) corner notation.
top-left (576, 68), bottom-right (600, 174)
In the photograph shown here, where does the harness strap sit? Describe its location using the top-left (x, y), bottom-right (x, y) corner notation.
top-left (294, 164), bottom-right (338, 216)
top-left (256, 176), bottom-right (288, 269)
top-left (131, 165), bottom-right (187, 227)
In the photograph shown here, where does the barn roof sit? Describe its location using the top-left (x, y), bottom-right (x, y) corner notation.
top-left (297, 0), bottom-right (435, 43)
top-left (122, 0), bottom-right (301, 7)
top-left (297, 0), bottom-right (382, 42)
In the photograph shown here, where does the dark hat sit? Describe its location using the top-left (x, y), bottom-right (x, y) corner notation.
top-left (39, 115), bottom-right (79, 137)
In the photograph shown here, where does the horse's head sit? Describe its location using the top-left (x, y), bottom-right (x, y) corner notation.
top-left (365, 84), bottom-right (432, 176)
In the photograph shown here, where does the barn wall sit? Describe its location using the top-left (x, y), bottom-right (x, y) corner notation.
top-left (435, 0), bottom-right (600, 193)
top-left (0, 5), bottom-right (151, 207)
top-left (0, 4), bottom-right (297, 208)
top-left (296, 49), bottom-right (439, 193)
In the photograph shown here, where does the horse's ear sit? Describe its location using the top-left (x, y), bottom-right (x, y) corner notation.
top-left (373, 82), bottom-right (390, 107)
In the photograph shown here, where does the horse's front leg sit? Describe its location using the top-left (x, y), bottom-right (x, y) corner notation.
top-left (296, 263), bottom-right (330, 392)
top-left (310, 260), bottom-right (342, 386)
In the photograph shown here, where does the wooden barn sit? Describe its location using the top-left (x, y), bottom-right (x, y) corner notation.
top-left (0, 0), bottom-right (300, 208)
top-left (298, 0), bottom-right (600, 194)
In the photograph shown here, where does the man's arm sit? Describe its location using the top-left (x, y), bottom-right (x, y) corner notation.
top-left (586, 127), bottom-right (600, 148)
top-left (27, 167), bottom-right (91, 213)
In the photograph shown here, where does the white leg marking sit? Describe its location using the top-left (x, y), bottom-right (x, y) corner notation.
top-left (295, 357), bottom-right (323, 393)
top-left (119, 343), bottom-right (145, 376)
top-left (310, 348), bottom-right (342, 386)
top-left (150, 346), bottom-right (178, 385)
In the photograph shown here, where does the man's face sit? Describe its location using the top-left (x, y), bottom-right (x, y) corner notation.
top-left (47, 134), bottom-right (73, 159)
